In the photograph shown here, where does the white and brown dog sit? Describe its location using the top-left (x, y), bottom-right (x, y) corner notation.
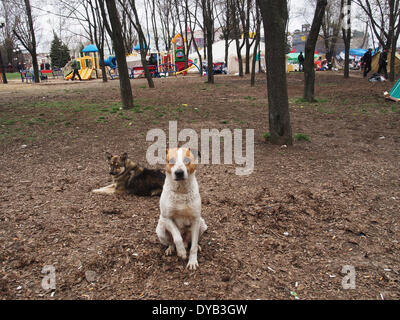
top-left (156, 148), bottom-right (207, 270)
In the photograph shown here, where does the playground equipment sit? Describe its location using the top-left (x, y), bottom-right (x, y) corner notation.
top-left (176, 60), bottom-right (201, 75)
top-left (384, 78), bottom-right (400, 102)
top-left (103, 56), bottom-right (117, 69)
top-left (39, 69), bottom-right (64, 81)
top-left (65, 44), bottom-right (101, 81)
top-left (101, 56), bottom-right (119, 80)
top-left (127, 35), bottom-right (202, 78)
top-left (99, 34), bottom-right (203, 81)
top-left (65, 55), bottom-right (95, 80)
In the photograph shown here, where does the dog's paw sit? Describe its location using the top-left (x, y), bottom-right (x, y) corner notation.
top-left (186, 259), bottom-right (199, 270)
top-left (177, 248), bottom-right (187, 260)
top-left (165, 245), bottom-right (175, 256)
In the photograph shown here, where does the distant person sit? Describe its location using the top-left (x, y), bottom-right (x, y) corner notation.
top-left (148, 53), bottom-right (157, 66)
top-left (361, 48), bottom-right (372, 78)
top-left (378, 48), bottom-right (388, 79)
top-left (70, 56), bottom-right (82, 81)
top-left (327, 57), bottom-right (333, 70)
top-left (298, 52), bottom-right (305, 72)
top-left (17, 62), bottom-right (24, 72)
top-left (314, 56), bottom-right (322, 70)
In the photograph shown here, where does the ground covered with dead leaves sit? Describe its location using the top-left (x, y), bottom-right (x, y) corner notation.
top-left (0, 72), bottom-right (399, 300)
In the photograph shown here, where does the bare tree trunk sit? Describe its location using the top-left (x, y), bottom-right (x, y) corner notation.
top-left (130, 0), bottom-right (155, 88)
top-left (150, 0), bottom-right (160, 53)
top-left (88, 0), bottom-right (108, 82)
top-left (187, 0), bottom-right (203, 76)
top-left (235, 38), bottom-right (244, 77)
top-left (341, 0), bottom-right (351, 78)
top-left (99, 0), bottom-right (134, 109)
top-left (0, 50), bottom-right (8, 84)
top-left (202, 0), bottom-right (214, 84)
top-left (388, 0), bottom-right (400, 82)
top-left (220, 0), bottom-right (232, 69)
top-left (245, 37), bottom-right (251, 74)
top-left (250, 5), bottom-right (261, 87)
top-left (233, 0), bottom-right (246, 77)
top-left (257, 0), bottom-right (293, 146)
top-left (99, 49), bottom-right (108, 82)
top-left (203, 28), bottom-right (207, 60)
top-left (245, 0), bottom-right (252, 74)
top-left (303, 0), bottom-right (327, 102)
top-left (24, 0), bottom-right (39, 83)
top-left (250, 33), bottom-right (260, 87)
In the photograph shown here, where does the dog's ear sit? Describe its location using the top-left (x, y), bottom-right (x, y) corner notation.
top-left (106, 152), bottom-right (112, 161)
top-left (121, 152), bottom-right (128, 162)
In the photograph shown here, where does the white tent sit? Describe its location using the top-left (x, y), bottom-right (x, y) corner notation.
top-left (189, 40), bottom-right (266, 75)
top-left (126, 54), bottom-right (142, 68)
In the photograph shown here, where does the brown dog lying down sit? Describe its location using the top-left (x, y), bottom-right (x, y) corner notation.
top-left (92, 152), bottom-right (165, 196)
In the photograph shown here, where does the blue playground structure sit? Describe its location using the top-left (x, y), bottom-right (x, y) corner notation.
top-left (101, 56), bottom-right (119, 80)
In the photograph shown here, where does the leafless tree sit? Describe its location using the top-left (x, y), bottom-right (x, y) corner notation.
top-left (13, 0), bottom-right (40, 83)
top-left (1, 0), bottom-right (20, 70)
top-left (250, 2), bottom-right (261, 87)
top-left (215, 0), bottom-right (234, 68)
top-left (305, 0), bottom-right (343, 63)
top-left (202, 0), bottom-right (215, 83)
top-left (355, 0), bottom-right (400, 81)
top-left (149, 0), bottom-right (160, 53)
top-left (118, 0), bottom-right (137, 53)
top-left (0, 19), bottom-right (7, 83)
top-left (187, 0), bottom-right (204, 74)
top-left (156, 0), bottom-right (176, 51)
top-left (118, 0), bottom-right (155, 88)
top-left (231, 0), bottom-right (246, 76)
top-left (257, 0), bottom-right (293, 146)
top-left (58, 0), bottom-right (109, 82)
top-left (341, 0), bottom-right (351, 78)
top-left (98, 0), bottom-right (134, 109)
top-left (303, 0), bottom-right (328, 102)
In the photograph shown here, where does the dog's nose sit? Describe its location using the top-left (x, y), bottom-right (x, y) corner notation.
top-left (175, 170), bottom-right (184, 180)
top-left (109, 171), bottom-right (116, 175)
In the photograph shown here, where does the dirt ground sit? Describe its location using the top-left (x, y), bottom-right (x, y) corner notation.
top-left (0, 72), bottom-right (399, 300)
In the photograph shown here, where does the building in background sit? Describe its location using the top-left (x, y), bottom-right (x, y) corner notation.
top-left (291, 24), bottom-right (369, 56)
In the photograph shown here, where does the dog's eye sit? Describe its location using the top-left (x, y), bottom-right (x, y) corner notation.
top-left (183, 157), bottom-right (191, 165)
top-left (169, 158), bottom-right (176, 165)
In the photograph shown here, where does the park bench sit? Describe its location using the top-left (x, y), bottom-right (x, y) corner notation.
top-left (130, 65), bottom-right (159, 79)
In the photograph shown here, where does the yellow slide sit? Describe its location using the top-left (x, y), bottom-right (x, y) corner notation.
top-left (176, 64), bottom-right (196, 75)
top-left (80, 68), bottom-right (94, 80)
top-left (65, 68), bottom-right (94, 80)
